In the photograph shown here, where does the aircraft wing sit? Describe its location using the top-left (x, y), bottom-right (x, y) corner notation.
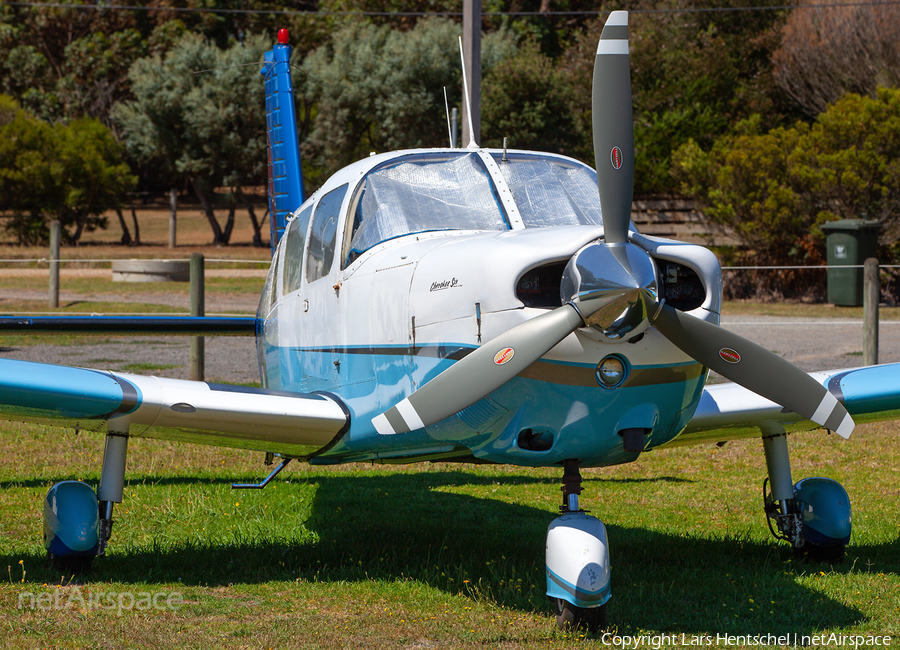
top-left (0, 358), bottom-right (349, 458)
top-left (670, 362), bottom-right (900, 447)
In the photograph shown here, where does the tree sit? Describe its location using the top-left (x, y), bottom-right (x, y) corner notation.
top-left (302, 18), bottom-right (518, 180)
top-left (481, 40), bottom-right (580, 156)
top-left (0, 96), bottom-right (135, 245)
top-left (673, 88), bottom-right (900, 295)
top-left (559, 2), bottom-right (794, 195)
top-left (113, 33), bottom-right (272, 245)
top-left (773, 0), bottom-right (900, 117)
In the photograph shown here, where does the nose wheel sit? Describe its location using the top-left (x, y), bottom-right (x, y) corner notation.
top-left (546, 460), bottom-right (610, 633)
top-left (554, 596), bottom-right (608, 632)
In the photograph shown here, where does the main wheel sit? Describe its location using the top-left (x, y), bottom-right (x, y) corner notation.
top-left (49, 552), bottom-right (93, 574)
top-left (795, 543), bottom-right (845, 564)
top-left (554, 597), bottom-right (607, 633)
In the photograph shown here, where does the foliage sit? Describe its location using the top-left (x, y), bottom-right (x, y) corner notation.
top-left (674, 88), bottom-right (900, 295)
top-left (0, 96), bottom-right (135, 245)
top-left (113, 33), bottom-right (272, 244)
top-left (559, 2), bottom-right (795, 195)
top-left (773, 0), bottom-right (900, 117)
top-left (302, 17), bottom-right (518, 181)
top-left (481, 39), bottom-right (580, 156)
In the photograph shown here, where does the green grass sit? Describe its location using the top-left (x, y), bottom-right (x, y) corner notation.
top-left (120, 363), bottom-right (181, 372)
top-left (1, 420), bottom-right (898, 648)
top-left (722, 301), bottom-right (900, 320)
top-left (0, 275), bottom-right (265, 297)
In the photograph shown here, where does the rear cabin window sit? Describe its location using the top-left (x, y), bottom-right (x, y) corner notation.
top-left (306, 184), bottom-right (349, 283)
top-left (281, 204), bottom-right (313, 294)
top-left (344, 152), bottom-right (507, 267)
top-left (491, 153), bottom-right (604, 228)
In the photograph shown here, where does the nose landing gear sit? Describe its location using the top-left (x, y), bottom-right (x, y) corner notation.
top-left (545, 459), bottom-right (610, 632)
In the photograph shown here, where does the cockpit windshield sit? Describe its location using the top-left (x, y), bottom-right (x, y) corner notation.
top-left (345, 152), bottom-right (507, 266)
top-left (491, 153), bottom-right (603, 228)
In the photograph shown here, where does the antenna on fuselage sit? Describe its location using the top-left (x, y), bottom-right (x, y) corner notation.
top-left (443, 86), bottom-right (454, 148)
top-left (458, 36), bottom-right (478, 149)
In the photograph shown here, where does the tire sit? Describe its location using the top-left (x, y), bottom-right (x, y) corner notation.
top-left (796, 543), bottom-right (846, 564)
top-left (49, 553), bottom-right (93, 574)
top-left (554, 597), bottom-right (608, 633)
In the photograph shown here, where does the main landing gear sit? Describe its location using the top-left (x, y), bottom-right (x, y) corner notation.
top-left (545, 460), bottom-right (610, 632)
top-left (43, 419), bottom-right (129, 572)
top-left (762, 431), bottom-right (851, 562)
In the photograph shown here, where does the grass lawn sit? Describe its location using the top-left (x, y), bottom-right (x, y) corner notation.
top-left (0, 418), bottom-right (898, 648)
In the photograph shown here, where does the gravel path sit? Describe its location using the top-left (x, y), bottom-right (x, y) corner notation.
top-left (1, 312), bottom-right (895, 387)
top-left (718, 316), bottom-right (900, 372)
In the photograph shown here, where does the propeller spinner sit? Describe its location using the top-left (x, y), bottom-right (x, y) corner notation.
top-left (372, 10), bottom-right (854, 440)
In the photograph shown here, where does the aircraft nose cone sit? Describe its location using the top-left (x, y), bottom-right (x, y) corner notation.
top-left (561, 242), bottom-right (658, 340)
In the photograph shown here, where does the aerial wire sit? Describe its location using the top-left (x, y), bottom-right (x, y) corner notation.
top-left (3, 0), bottom-right (900, 16)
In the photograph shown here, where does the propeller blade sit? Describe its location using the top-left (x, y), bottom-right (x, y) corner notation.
top-left (372, 305), bottom-right (585, 435)
top-left (592, 10), bottom-right (634, 246)
top-left (650, 302), bottom-right (854, 438)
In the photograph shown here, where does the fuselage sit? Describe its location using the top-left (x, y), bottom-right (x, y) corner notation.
top-left (256, 147), bottom-right (723, 467)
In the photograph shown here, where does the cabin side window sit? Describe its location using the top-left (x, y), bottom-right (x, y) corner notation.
top-left (491, 153), bottom-right (604, 228)
top-left (306, 184), bottom-right (349, 283)
top-left (281, 204), bottom-right (313, 295)
top-left (343, 152), bottom-right (507, 267)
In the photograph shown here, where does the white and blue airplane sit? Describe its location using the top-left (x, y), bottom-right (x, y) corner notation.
top-left (1, 12), bottom-right (899, 631)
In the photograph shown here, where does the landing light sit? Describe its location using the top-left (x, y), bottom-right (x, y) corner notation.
top-left (596, 356), bottom-right (627, 389)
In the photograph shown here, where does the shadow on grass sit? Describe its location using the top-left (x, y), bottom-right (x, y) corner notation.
top-left (4, 470), bottom-right (895, 634)
top-left (0, 473), bottom-right (693, 491)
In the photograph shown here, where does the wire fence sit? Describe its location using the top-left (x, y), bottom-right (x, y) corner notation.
top-left (2, 259), bottom-right (900, 269)
top-left (0, 258), bottom-right (269, 265)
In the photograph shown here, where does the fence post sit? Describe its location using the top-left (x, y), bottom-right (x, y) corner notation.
top-left (169, 188), bottom-right (177, 249)
top-left (49, 220), bottom-right (61, 308)
top-left (190, 252), bottom-right (205, 381)
top-left (864, 257), bottom-right (879, 366)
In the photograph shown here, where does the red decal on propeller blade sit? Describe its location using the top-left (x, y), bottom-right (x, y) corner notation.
top-left (493, 348), bottom-right (515, 365)
top-left (610, 146), bottom-right (623, 170)
top-left (719, 348), bottom-right (741, 364)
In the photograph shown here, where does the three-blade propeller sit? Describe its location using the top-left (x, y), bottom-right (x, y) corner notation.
top-left (372, 10), bottom-right (854, 440)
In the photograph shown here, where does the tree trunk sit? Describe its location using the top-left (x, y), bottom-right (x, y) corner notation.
top-left (191, 177), bottom-right (224, 245)
top-left (221, 190), bottom-right (236, 245)
top-left (129, 201), bottom-right (141, 245)
top-left (114, 208), bottom-right (133, 245)
top-left (236, 187), bottom-right (264, 247)
top-left (69, 213), bottom-right (86, 245)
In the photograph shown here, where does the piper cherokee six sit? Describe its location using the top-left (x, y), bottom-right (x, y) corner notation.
top-left (1, 11), bottom-right (899, 632)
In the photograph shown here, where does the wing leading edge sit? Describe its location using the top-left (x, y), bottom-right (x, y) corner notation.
top-left (670, 362), bottom-right (900, 448)
top-left (0, 316), bottom-right (258, 336)
top-left (0, 358), bottom-right (348, 458)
